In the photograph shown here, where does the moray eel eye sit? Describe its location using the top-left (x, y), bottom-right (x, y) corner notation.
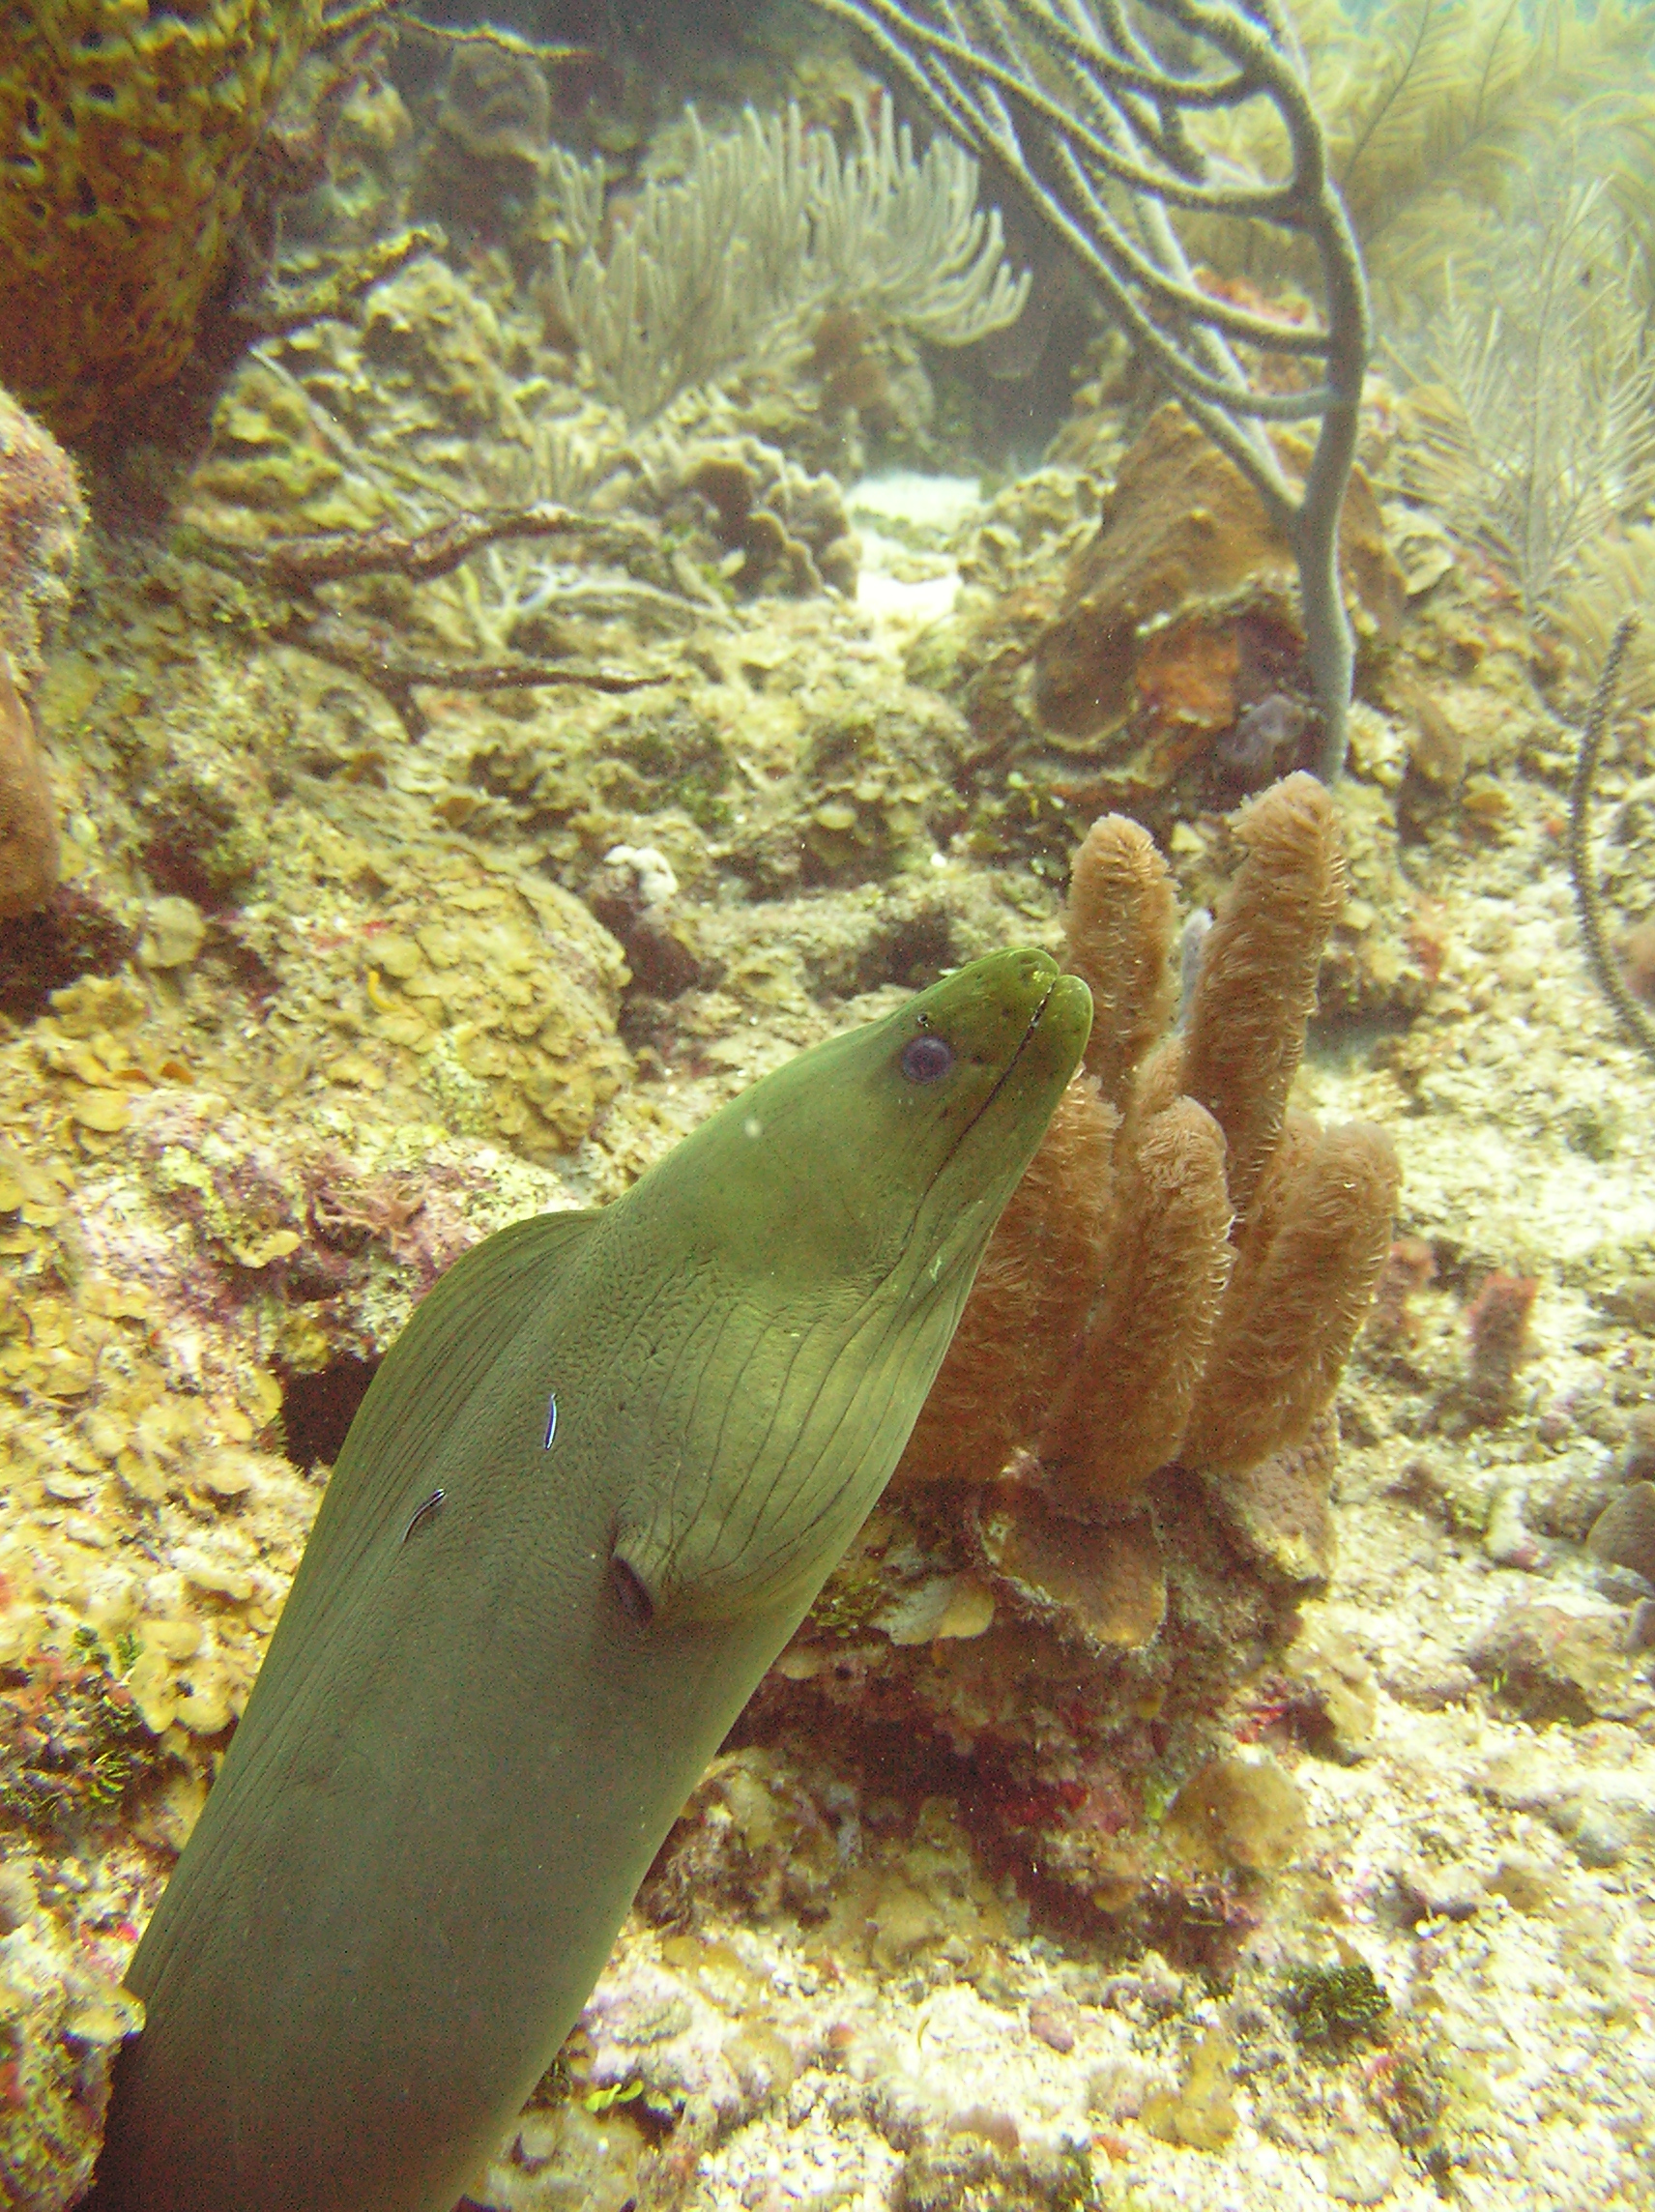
top-left (900, 1033), bottom-right (955, 1083)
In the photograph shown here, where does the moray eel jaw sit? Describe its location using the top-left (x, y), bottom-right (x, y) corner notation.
top-left (89, 948), bottom-right (1089, 2212)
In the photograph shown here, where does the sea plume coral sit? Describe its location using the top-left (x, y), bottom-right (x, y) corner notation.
top-left (1389, 174), bottom-right (1655, 629)
top-left (546, 101), bottom-right (1028, 424)
top-left (898, 773), bottom-right (1399, 1549)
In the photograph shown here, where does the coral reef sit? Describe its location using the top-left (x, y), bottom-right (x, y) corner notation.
top-left (0, 661), bottom-right (58, 923)
top-left (183, 234), bottom-right (879, 744)
top-left (1032, 405), bottom-right (1404, 771)
top-left (1462, 1269), bottom-right (1539, 1419)
top-left (0, 389), bottom-right (84, 691)
top-left (1141, 2026), bottom-right (1238, 2149)
top-left (0, 1850), bottom-right (141, 2211)
top-left (1390, 182), bottom-right (1655, 629)
top-left (1313, 0), bottom-right (1655, 313)
top-left (1587, 1481), bottom-right (1655, 1584)
top-left (0, 15), bottom-right (1647, 2205)
top-left (677, 442), bottom-right (859, 598)
top-left (0, 1), bottom-right (331, 435)
top-left (728, 777), bottom-right (1397, 1960)
top-left (408, 37), bottom-right (554, 256)
top-left (1280, 1957), bottom-right (1390, 2051)
top-left (910, 416), bottom-right (1431, 1029)
top-left (724, 691), bottom-right (965, 894)
top-left (205, 500), bottom-right (674, 736)
top-left (810, 0), bottom-right (1374, 774)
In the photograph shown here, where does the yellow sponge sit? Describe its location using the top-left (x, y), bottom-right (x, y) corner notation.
top-left (0, 2), bottom-right (322, 435)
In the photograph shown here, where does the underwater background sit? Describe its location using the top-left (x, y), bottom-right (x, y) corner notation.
top-left (2, 0), bottom-right (1655, 2204)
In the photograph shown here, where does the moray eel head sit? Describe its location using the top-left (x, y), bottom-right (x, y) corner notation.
top-left (615, 945), bottom-right (1091, 1623)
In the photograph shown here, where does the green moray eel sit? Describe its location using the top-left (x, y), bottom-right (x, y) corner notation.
top-left (89, 947), bottom-right (1089, 2212)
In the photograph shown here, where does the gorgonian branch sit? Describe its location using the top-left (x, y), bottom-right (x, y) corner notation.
top-left (807, 0), bottom-right (1371, 777)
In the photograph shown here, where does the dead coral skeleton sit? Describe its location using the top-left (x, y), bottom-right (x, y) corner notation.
top-left (206, 503), bottom-right (677, 737)
top-left (898, 772), bottom-right (1398, 1558)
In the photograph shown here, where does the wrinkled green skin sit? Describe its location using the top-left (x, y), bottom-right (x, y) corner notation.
top-left (88, 949), bottom-right (1089, 2212)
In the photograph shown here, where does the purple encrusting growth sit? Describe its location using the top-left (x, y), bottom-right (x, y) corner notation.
top-left (1216, 692), bottom-right (1314, 788)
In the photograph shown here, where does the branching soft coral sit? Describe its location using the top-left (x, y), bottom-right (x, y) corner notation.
top-left (898, 773), bottom-right (1399, 1528)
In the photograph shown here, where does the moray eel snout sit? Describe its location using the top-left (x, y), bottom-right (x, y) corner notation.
top-left (89, 948), bottom-right (1089, 2212)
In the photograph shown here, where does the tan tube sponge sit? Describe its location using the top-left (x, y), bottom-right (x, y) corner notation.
top-left (895, 773), bottom-right (1399, 1516)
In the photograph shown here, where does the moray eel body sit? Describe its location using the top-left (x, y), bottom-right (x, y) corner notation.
top-left (90, 948), bottom-right (1089, 2212)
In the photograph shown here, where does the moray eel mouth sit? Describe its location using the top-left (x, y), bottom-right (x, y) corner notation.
top-left (950, 963), bottom-right (1068, 1158)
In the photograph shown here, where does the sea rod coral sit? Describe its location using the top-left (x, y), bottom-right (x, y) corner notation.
top-left (804, 0), bottom-right (1371, 778)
